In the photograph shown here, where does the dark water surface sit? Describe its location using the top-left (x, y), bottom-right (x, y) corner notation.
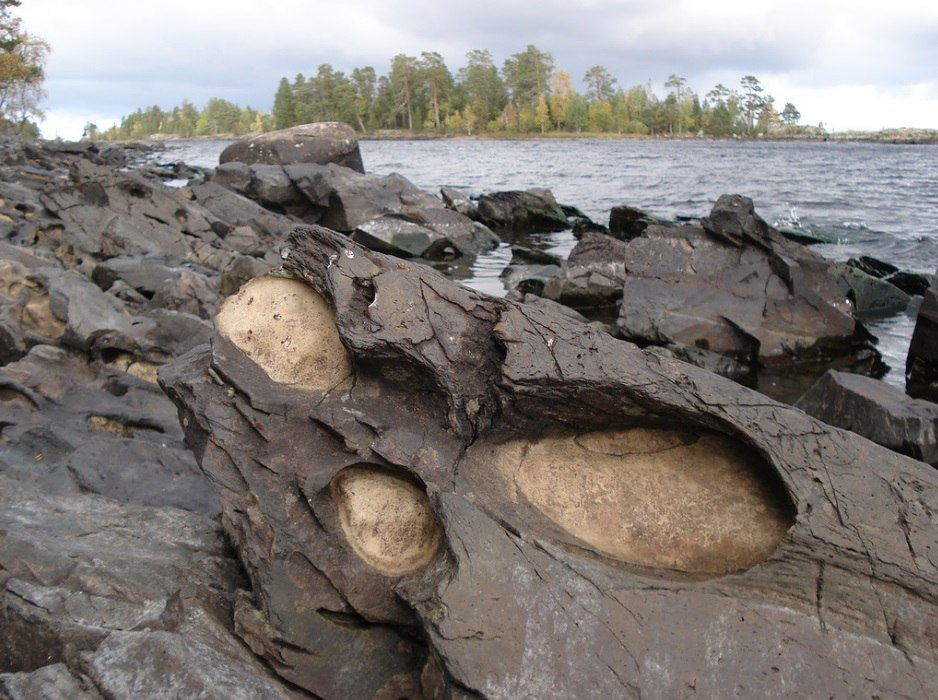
top-left (157, 138), bottom-right (938, 389)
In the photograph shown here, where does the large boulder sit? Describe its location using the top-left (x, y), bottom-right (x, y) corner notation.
top-left (218, 122), bottom-right (364, 173)
top-left (907, 269), bottom-right (938, 402)
top-left (796, 369), bottom-right (938, 465)
top-left (474, 188), bottom-right (570, 231)
top-left (160, 224), bottom-right (938, 699)
top-left (545, 195), bottom-right (880, 384)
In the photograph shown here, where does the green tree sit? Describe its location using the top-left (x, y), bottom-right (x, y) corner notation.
top-left (456, 49), bottom-right (506, 124)
top-left (351, 66), bottom-right (377, 132)
top-left (739, 75), bottom-right (764, 133)
top-left (756, 96), bottom-right (779, 133)
top-left (703, 83), bottom-right (741, 136)
top-left (780, 102), bottom-right (801, 125)
top-left (565, 94), bottom-right (589, 133)
top-left (548, 70), bottom-right (575, 130)
top-left (0, 1), bottom-right (49, 134)
top-left (534, 92), bottom-right (551, 133)
top-left (587, 100), bottom-right (613, 132)
top-left (418, 51), bottom-right (453, 131)
top-left (584, 65), bottom-right (617, 103)
top-left (386, 54), bottom-right (419, 130)
top-left (664, 74), bottom-right (687, 134)
top-left (502, 45), bottom-right (553, 109)
top-left (272, 77), bottom-right (295, 129)
top-left (196, 98), bottom-right (242, 135)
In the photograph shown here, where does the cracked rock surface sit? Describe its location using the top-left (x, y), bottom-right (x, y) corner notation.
top-left (162, 224), bottom-right (938, 699)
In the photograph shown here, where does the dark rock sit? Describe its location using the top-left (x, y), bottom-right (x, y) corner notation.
top-left (777, 225), bottom-right (832, 245)
top-left (209, 160), bottom-right (501, 259)
top-left (475, 188), bottom-right (570, 232)
top-left (848, 254), bottom-right (898, 278)
top-left (542, 230), bottom-right (629, 308)
top-left (188, 180), bottom-right (292, 251)
top-left (844, 256), bottom-right (930, 297)
top-left (608, 204), bottom-right (671, 240)
top-left (161, 224), bottom-right (938, 698)
top-left (907, 269), bottom-right (938, 402)
top-left (831, 262), bottom-right (911, 317)
top-left (440, 185), bottom-right (477, 216)
top-left (796, 370), bottom-right (938, 464)
top-left (219, 121), bottom-right (365, 173)
top-left (510, 245), bottom-right (563, 266)
top-left (887, 270), bottom-right (932, 297)
top-left (606, 196), bottom-right (880, 382)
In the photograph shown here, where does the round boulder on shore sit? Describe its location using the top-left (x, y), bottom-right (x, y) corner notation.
top-left (218, 122), bottom-right (364, 173)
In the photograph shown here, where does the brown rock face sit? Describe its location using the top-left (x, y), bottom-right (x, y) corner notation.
top-left (161, 224), bottom-right (938, 699)
top-left (218, 122), bottom-right (365, 172)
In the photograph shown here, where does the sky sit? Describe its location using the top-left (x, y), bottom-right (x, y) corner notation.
top-left (19, 0), bottom-right (938, 140)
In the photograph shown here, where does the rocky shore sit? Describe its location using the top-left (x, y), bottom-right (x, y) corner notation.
top-left (1, 124), bottom-right (936, 698)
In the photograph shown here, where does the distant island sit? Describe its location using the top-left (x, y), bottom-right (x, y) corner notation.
top-left (85, 44), bottom-right (935, 145)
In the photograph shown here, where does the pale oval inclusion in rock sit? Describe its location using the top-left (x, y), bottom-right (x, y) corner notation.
top-left (469, 427), bottom-right (794, 576)
top-left (215, 276), bottom-right (352, 391)
top-left (330, 465), bottom-right (442, 575)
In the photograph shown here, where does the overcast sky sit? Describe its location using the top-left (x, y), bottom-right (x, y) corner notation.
top-left (20, 0), bottom-right (938, 140)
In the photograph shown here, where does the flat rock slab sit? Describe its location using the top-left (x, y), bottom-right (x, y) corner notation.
top-left (162, 224), bottom-right (938, 699)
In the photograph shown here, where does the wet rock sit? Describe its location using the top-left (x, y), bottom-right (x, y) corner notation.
top-left (796, 370), bottom-right (938, 465)
top-left (474, 188), bottom-right (570, 232)
top-left (907, 269), bottom-right (938, 402)
top-left (161, 223), bottom-right (938, 699)
top-left (603, 196), bottom-right (879, 380)
top-left (607, 204), bottom-right (671, 240)
top-left (219, 121), bottom-right (364, 173)
top-left (440, 185), bottom-right (477, 216)
top-left (542, 230), bottom-right (630, 309)
top-left (847, 255), bottom-right (931, 298)
top-left (831, 262), bottom-right (912, 317)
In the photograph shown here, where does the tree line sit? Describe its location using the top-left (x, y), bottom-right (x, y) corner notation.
top-left (103, 45), bottom-right (811, 140)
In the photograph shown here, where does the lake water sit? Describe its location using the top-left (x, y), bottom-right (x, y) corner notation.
top-left (153, 138), bottom-right (938, 390)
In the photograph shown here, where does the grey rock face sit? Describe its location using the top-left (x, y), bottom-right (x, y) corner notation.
top-left (161, 224), bottom-right (938, 699)
top-left (218, 121), bottom-right (365, 173)
top-left (0, 476), bottom-right (298, 699)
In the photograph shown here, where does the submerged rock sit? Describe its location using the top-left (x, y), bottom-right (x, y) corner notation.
top-left (161, 223), bottom-right (938, 699)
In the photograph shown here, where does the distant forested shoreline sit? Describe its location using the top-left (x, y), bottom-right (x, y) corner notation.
top-left (88, 44), bottom-right (937, 143)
